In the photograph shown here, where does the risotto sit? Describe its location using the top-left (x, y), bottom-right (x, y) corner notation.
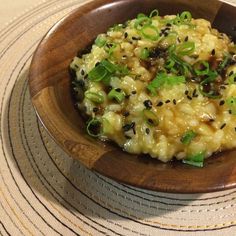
top-left (70, 10), bottom-right (236, 167)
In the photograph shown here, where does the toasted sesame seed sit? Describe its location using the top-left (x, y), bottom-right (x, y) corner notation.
top-left (219, 100), bottom-right (225, 106)
top-left (123, 111), bottom-right (130, 117)
top-left (93, 107), bottom-right (99, 113)
top-left (145, 128), bottom-right (150, 134)
top-left (211, 49), bottom-right (216, 55)
top-left (220, 123), bottom-right (226, 129)
top-left (144, 100), bottom-right (152, 109)
top-left (157, 101), bottom-right (163, 107)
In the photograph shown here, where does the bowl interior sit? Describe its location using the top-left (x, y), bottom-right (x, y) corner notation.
top-left (29, 0), bottom-right (236, 193)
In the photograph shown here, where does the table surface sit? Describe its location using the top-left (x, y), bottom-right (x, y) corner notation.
top-left (0, 0), bottom-right (236, 236)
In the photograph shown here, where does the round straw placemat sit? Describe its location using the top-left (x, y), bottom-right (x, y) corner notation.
top-left (1, 0), bottom-right (236, 235)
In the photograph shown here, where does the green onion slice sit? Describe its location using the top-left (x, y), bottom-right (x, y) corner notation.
top-left (217, 54), bottom-right (231, 73)
top-left (193, 60), bottom-right (210, 76)
top-left (140, 25), bottom-right (159, 41)
top-left (226, 97), bottom-right (236, 114)
top-left (180, 11), bottom-right (192, 22)
top-left (227, 72), bottom-right (236, 84)
top-left (88, 64), bottom-right (109, 82)
top-left (85, 91), bottom-right (104, 104)
top-left (149, 9), bottom-right (159, 18)
top-left (183, 152), bottom-right (205, 167)
top-left (104, 43), bottom-right (117, 55)
top-left (176, 42), bottom-right (195, 56)
top-left (134, 16), bottom-right (152, 30)
top-left (143, 109), bottom-right (159, 126)
top-left (102, 118), bottom-right (113, 134)
top-left (108, 88), bottom-right (125, 103)
top-left (198, 70), bottom-right (222, 99)
top-left (181, 130), bottom-right (197, 145)
top-left (140, 48), bottom-right (150, 60)
top-left (95, 36), bottom-right (107, 47)
top-left (137, 13), bottom-right (147, 19)
top-left (100, 60), bottom-right (117, 73)
top-left (86, 118), bottom-right (102, 137)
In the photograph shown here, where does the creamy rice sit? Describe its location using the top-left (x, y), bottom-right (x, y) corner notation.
top-left (70, 10), bottom-right (236, 166)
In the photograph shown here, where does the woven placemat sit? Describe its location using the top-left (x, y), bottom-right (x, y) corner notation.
top-left (1, 0), bottom-right (236, 235)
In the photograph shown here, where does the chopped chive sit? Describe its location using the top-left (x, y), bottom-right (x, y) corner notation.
top-left (108, 88), bottom-right (125, 103)
top-left (181, 130), bottom-right (197, 145)
top-left (85, 91), bottom-right (104, 104)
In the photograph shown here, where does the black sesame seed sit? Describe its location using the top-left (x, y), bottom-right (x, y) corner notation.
top-left (144, 100), bottom-right (153, 109)
top-left (165, 99), bottom-right (171, 104)
top-left (211, 49), bottom-right (216, 56)
top-left (235, 127), bottom-right (236, 132)
top-left (220, 123), bottom-right (226, 129)
top-left (166, 23), bottom-right (171, 27)
top-left (145, 128), bottom-right (150, 134)
top-left (173, 99), bottom-right (177, 105)
top-left (185, 90), bottom-right (189, 95)
top-left (95, 62), bottom-right (100, 67)
top-left (123, 111), bottom-right (130, 117)
top-left (124, 32), bottom-right (128, 38)
top-left (122, 122), bottom-right (135, 132)
top-left (229, 110), bottom-right (232, 114)
top-left (229, 71), bottom-right (234, 76)
top-left (131, 90), bottom-right (137, 94)
top-left (74, 64), bottom-right (79, 69)
top-left (192, 89), bottom-right (197, 97)
top-left (219, 100), bottom-right (225, 106)
top-left (157, 101), bottom-right (163, 107)
top-left (220, 85), bottom-right (226, 90)
top-left (125, 94), bottom-right (131, 99)
top-left (164, 32), bottom-right (168, 37)
top-left (148, 119), bottom-right (154, 124)
top-left (125, 135), bottom-right (131, 139)
top-left (234, 77), bottom-right (236, 83)
top-left (187, 95), bottom-right (192, 100)
top-left (81, 69), bottom-right (85, 75)
top-left (209, 119), bottom-right (215, 122)
top-left (115, 88), bottom-right (121, 92)
top-left (184, 36), bottom-right (189, 42)
top-left (132, 36), bottom-right (141, 40)
top-left (93, 107), bottom-right (99, 113)
top-left (177, 37), bottom-right (181, 43)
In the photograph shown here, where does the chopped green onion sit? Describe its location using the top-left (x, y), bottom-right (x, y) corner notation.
top-left (86, 118), bottom-right (101, 137)
top-left (88, 64), bottom-right (109, 82)
top-left (217, 54), bottom-right (231, 73)
top-left (180, 11), bottom-right (192, 22)
top-left (100, 60), bottom-right (117, 73)
top-left (181, 130), bottom-right (197, 145)
top-left (110, 24), bottom-right (124, 31)
top-left (198, 70), bottom-right (221, 99)
top-left (85, 91), bottom-right (104, 104)
top-left (108, 88), bottom-right (125, 103)
top-left (176, 42), bottom-right (195, 56)
top-left (147, 73), bottom-right (186, 95)
top-left (173, 14), bottom-right (182, 25)
top-left (137, 13), bottom-right (146, 19)
top-left (149, 9), bottom-right (159, 18)
top-left (183, 152), bottom-right (205, 167)
top-left (143, 109), bottom-right (159, 126)
top-left (140, 48), bottom-right (150, 60)
top-left (227, 72), bottom-right (236, 84)
top-left (193, 60), bottom-right (210, 76)
top-left (165, 58), bottom-right (175, 69)
top-left (226, 97), bottom-right (236, 114)
top-left (102, 118), bottom-right (113, 134)
top-left (104, 43), bottom-right (117, 55)
top-left (140, 25), bottom-right (159, 41)
top-left (95, 36), bottom-right (107, 47)
top-left (116, 64), bottom-right (130, 75)
top-left (134, 16), bottom-right (152, 30)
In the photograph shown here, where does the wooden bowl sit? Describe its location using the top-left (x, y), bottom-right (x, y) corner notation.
top-left (29, 0), bottom-right (236, 193)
